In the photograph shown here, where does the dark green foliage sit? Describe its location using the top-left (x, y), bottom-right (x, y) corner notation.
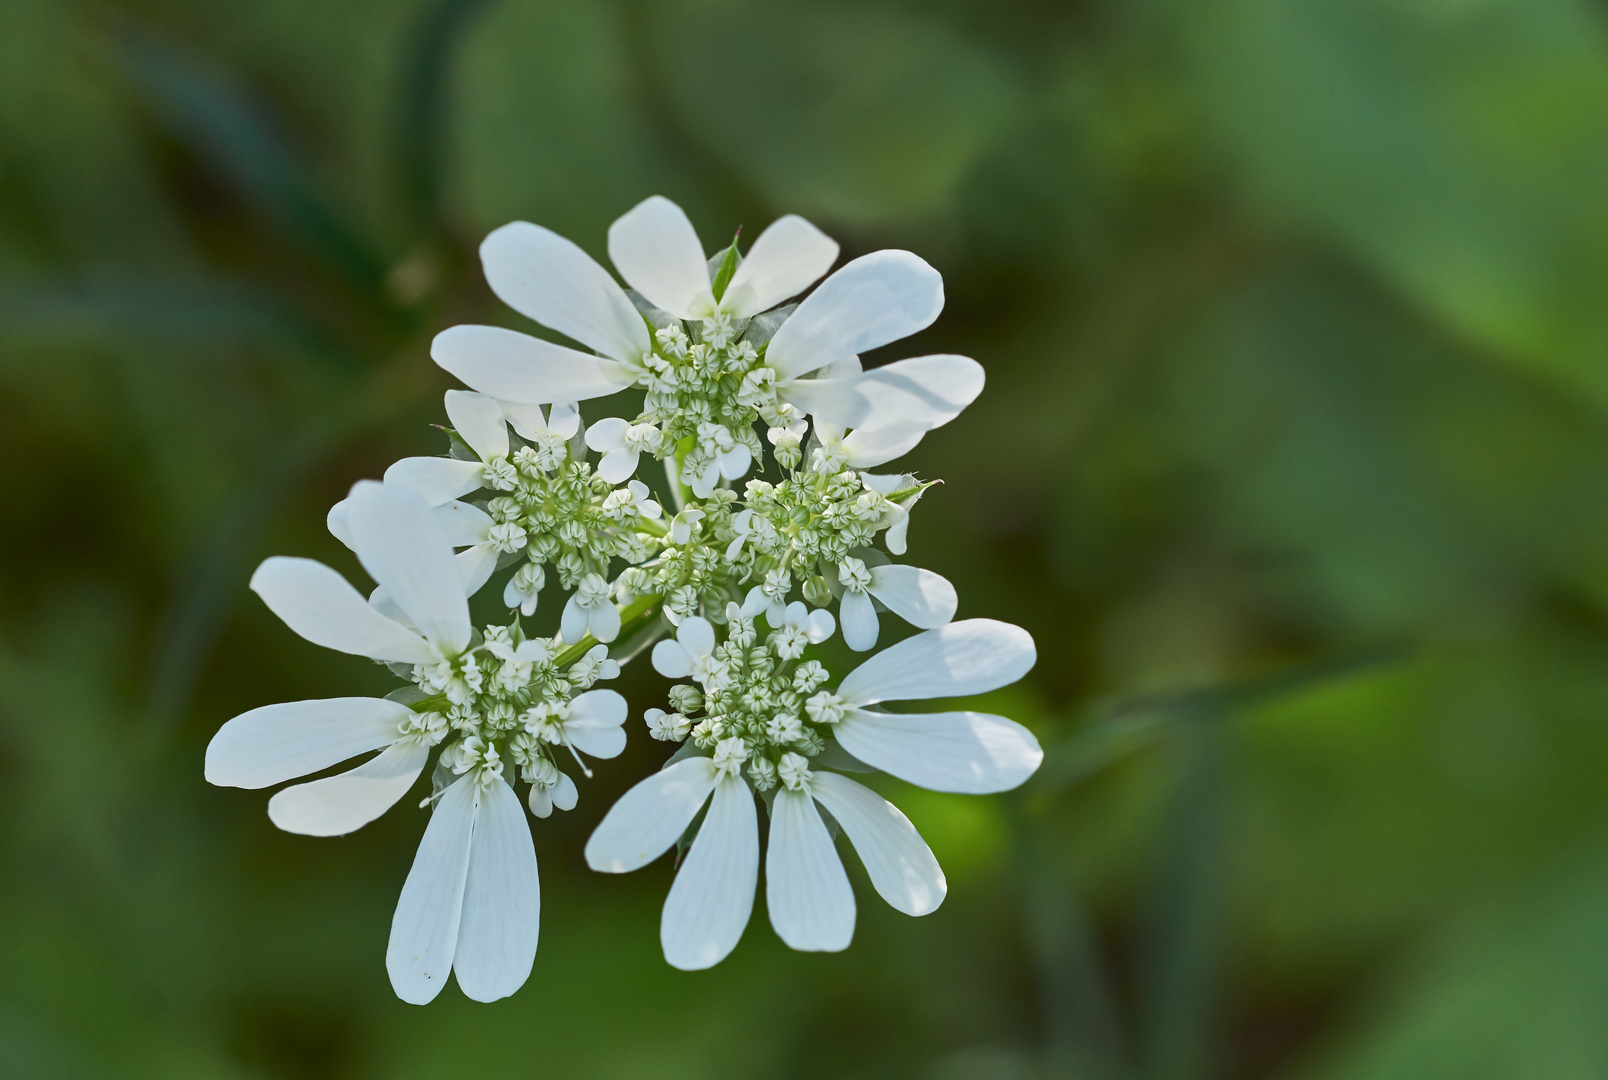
top-left (3, 0), bottom-right (1607, 1076)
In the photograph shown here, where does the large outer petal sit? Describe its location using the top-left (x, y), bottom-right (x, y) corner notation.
top-left (720, 215), bottom-right (838, 318)
top-left (435, 501), bottom-right (493, 547)
top-left (808, 772), bottom-right (945, 916)
top-left (347, 481), bottom-right (470, 657)
top-left (660, 775), bottom-right (759, 970)
top-left (866, 565), bottom-right (957, 629)
top-left (387, 776), bottom-right (476, 1005)
top-left (249, 557), bottom-right (435, 664)
top-left (205, 697), bottom-right (410, 788)
top-left (443, 389), bottom-right (509, 462)
top-left (267, 738), bottom-right (430, 835)
top-left (840, 424), bottom-right (928, 469)
top-left (837, 619), bottom-right (1036, 707)
top-left (767, 788), bottom-right (855, 952)
top-left (382, 457), bottom-right (486, 505)
top-left (453, 777), bottom-right (540, 1003)
top-left (607, 196), bottom-right (714, 320)
top-left (584, 756), bottom-right (720, 872)
top-left (563, 690), bottom-right (628, 759)
top-left (765, 251), bottom-right (943, 381)
top-left (834, 709), bottom-right (1043, 794)
top-left (480, 221), bottom-right (650, 362)
top-left (783, 355), bottom-right (984, 431)
top-left (433, 325), bottom-right (639, 405)
top-left (454, 546), bottom-right (498, 597)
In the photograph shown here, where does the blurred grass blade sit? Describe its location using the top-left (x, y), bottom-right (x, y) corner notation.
top-left (391, 0), bottom-right (495, 234)
top-left (144, 408), bottom-right (357, 734)
top-left (1030, 645), bottom-right (1410, 798)
top-left (115, 30), bottom-right (389, 294)
top-left (0, 280), bottom-right (340, 359)
top-left (1012, 808), bottom-right (1131, 1080)
top-left (1138, 712), bottom-right (1224, 1080)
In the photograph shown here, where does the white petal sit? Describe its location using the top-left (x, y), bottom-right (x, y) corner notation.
top-left (387, 776), bottom-right (476, 1005)
top-left (661, 775), bottom-right (758, 970)
top-left (453, 777), bottom-right (540, 1003)
top-left (587, 600), bottom-right (621, 644)
top-left (690, 461), bottom-right (719, 499)
top-left (267, 738), bottom-right (429, 836)
top-left (866, 565), bottom-right (957, 630)
top-left (443, 390), bottom-right (509, 462)
top-left (584, 415), bottom-right (628, 453)
top-left (786, 355), bottom-right (984, 431)
top-left (383, 457), bottom-right (486, 505)
top-left (765, 251), bottom-right (944, 381)
top-left (607, 196), bottom-right (715, 321)
top-left (546, 402), bottom-right (581, 439)
top-left (767, 788), bottom-right (855, 952)
top-left (884, 506), bottom-right (911, 555)
top-left (347, 481), bottom-right (470, 656)
top-left (368, 585), bottom-right (414, 630)
top-left (560, 593), bottom-right (587, 645)
top-left (651, 638), bottom-right (694, 679)
top-left (717, 443), bottom-right (751, 480)
top-left (564, 689), bottom-right (628, 759)
top-left (585, 756), bottom-right (720, 872)
top-left (720, 215), bottom-right (838, 319)
top-left (838, 619), bottom-right (1036, 707)
top-left (528, 786), bottom-right (553, 818)
top-left (598, 446), bottom-right (639, 484)
top-left (455, 546), bottom-right (498, 597)
top-left (249, 557), bottom-right (435, 664)
top-left (565, 723), bottom-right (625, 762)
top-left (326, 499), bottom-right (355, 550)
top-left (498, 400), bottom-right (551, 441)
top-left (569, 688), bottom-right (627, 727)
top-left (740, 586), bottom-right (769, 618)
top-left (849, 354), bottom-right (986, 429)
top-left (432, 325), bottom-right (638, 405)
top-left (779, 377), bottom-right (872, 426)
top-left (551, 771), bottom-right (578, 812)
top-left (434, 500), bottom-right (493, 546)
top-left (834, 710), bottom-right (1043, 794)
top-left (841, 424), bottom-right (928, 469)
top-left (804, 608), bottom-right (836, 643)
top-left (808, 772), bottom-right (945, 916)
top-left (840, 590), bottom-right (880, 652)
top-left (480, 221), bottom-right (650, 362)
top-left (678, 616), bottom-right (716, 658)
top-left (205, 697), bottom-right (410, 788)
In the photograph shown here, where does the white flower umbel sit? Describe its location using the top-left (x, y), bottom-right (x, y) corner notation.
top-left (213, 192), bottom-right (1034, 998)
top-left (333, 389), bottom-right (656, 626)
top-left (207, 479), bottom-right (633, 1004)
top-left (586, 618), bottom-right (1041, 969)
top-left (430, 196), bottom-right (982, 487)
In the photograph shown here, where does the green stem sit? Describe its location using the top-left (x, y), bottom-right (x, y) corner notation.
top-left (553, 593), bottom-right (663, 667)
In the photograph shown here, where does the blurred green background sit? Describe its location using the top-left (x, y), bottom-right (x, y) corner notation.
top-left (5, 0), bottom-right (1608, 1076)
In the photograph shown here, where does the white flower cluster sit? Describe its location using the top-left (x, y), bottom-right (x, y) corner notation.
top-left (204, 196), bottom-right (1042, 1001)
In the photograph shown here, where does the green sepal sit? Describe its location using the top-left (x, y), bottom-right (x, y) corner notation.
top-left (710, 229), bottom-right (742, 303)
top-left (435, 424), bottom-right (478, 461)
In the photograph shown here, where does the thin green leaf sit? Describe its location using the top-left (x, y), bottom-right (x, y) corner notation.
top-left (710, 230), bottom-right (741, 302)
top-left (115, 30), bottom-right (389, 294)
